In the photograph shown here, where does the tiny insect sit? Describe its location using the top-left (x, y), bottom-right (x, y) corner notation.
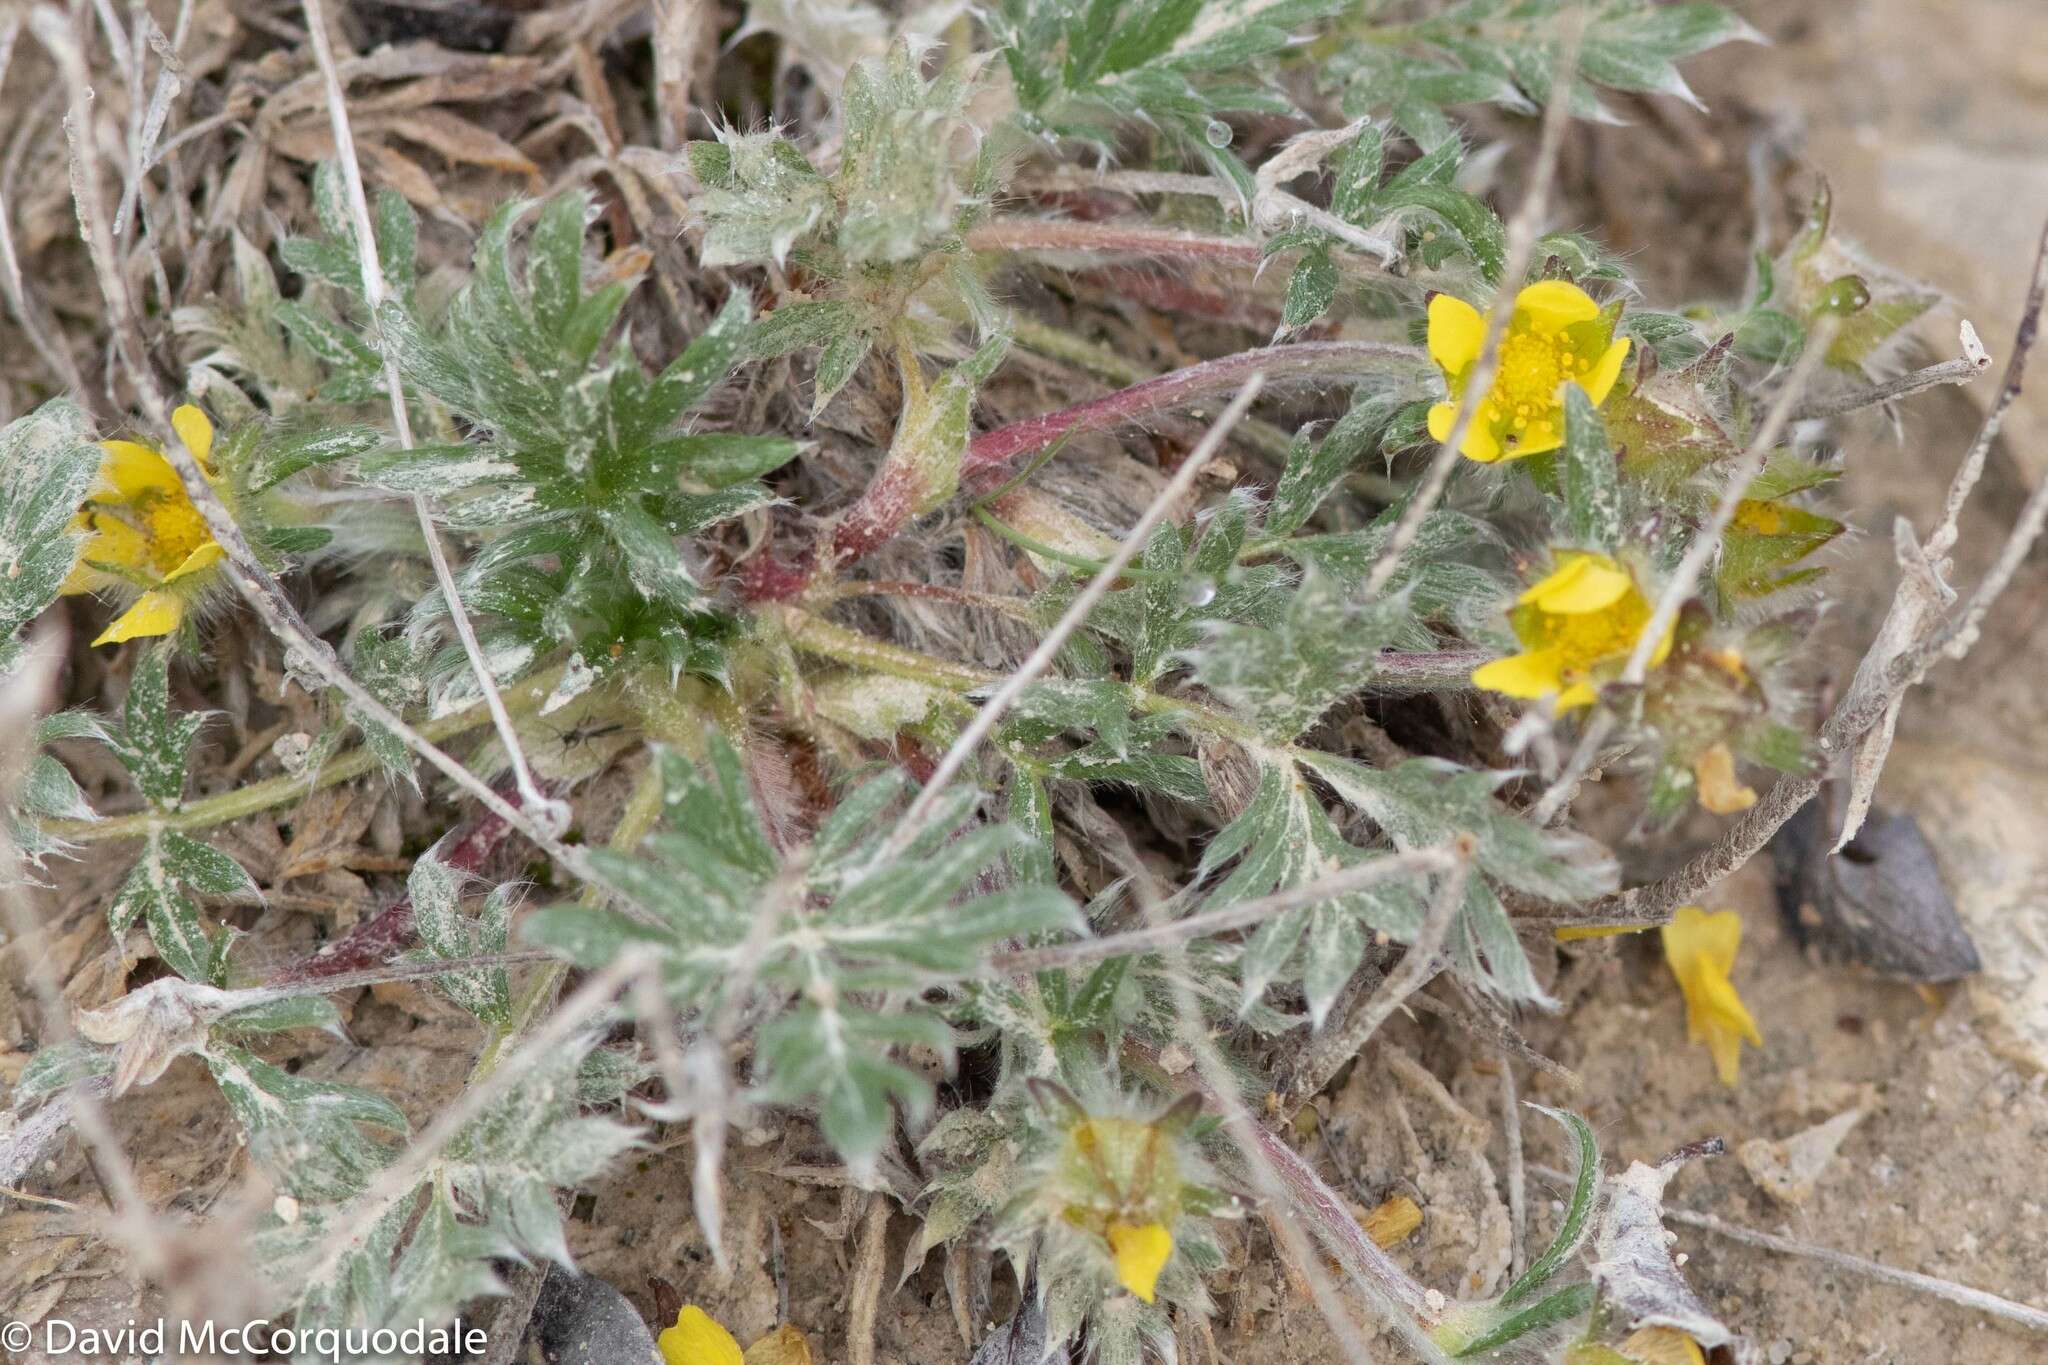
top-left (552, 720), bottom-right (625, 753)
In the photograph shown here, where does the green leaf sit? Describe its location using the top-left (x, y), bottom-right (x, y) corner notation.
top-left (1500, 1105), bottom-right (1600, 1305)
top-left (1282, 244), bottom-right (1340, 329)
top-left (206, 1044), bottom-right (406, 1199)
top-left (0, 401), bottom-right (103, 666)
top-left (108, 651), bottom-right (208, 808)
top-left (1184, 572), bottom-right (1414, 741)
top-left (1559, 387), bottom-right (1623, 552)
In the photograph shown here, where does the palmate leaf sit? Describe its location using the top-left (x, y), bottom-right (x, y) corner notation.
top-left (524, 737), bottom-right (1078, 1168)
top-left (333, 191), bottom-right (795, 688)
top-left (205, 1044), bottom-right (408, 1201)
top-left (1196, 760), bottom-right (1428, 1022)
top-left (1182, 571), bottom-right (1415, 741)
top-left (1324, 0), bottom-right (1758, 143)
top-left (0, 400), bottom-right (102, 677)
top-left (1000, 680), bottom-right (1207, 803)
top-left (404, 847), bottom-right (514, 1026)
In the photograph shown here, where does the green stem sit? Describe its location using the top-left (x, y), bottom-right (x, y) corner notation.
top-left (970, 505), bottom-right (1169, 581)
top-left (43, 661), bottom-right (571, 844)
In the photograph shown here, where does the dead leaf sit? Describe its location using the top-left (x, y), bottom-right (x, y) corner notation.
top-left (1589, 1146), bottom-right (1755, 1364)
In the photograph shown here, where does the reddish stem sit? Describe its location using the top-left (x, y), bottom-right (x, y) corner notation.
top-left (963, 340), bottom-right (1422, 486)
top-left (965, 218), bottom-right (1267, 266)
top-left (266, 787), bottom-right (523, 986)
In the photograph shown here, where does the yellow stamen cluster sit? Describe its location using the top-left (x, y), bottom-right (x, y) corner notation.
top-left (1470, 551), bottom-right (1673, 712)
top-left (1426, 280), bottom-right (1632, 462)
top-left (60, 404), bottom-right (227, 646)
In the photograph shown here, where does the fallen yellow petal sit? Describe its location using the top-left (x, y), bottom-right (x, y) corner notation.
top-left (658, 1305), bottom-right (744, 1365)
top-left (1361, 1195), bottom-right (1422, 1248)
top-left (1693, 742), bottom-right (1758, 815)
top-left (93, 590), bottom-right (184, 646)
top-left (1662, 906), bottom-right (1762, 1086)
top-left (1106, 1220), bottom-right (1173, 1303)
top-left (743, 1324), bottom-right (813, 1365)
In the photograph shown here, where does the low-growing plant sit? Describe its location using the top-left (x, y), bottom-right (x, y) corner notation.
top-left (4, 1), bottom-right (2041, 1362)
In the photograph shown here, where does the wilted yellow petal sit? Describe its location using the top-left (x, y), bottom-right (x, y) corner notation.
top-left (171, 404), bottom-right (215, 470)
top-left (1362, 1195), bottom-right (1422, 1248)
top-left (1662, 907), bottom-right (1762, 1086)
top-left (1514, 279), bottom-right (1601, 331)
top-left (1620, 1325), bottom-right (1707, 1365)
top-left (1471, 649), bottom-right (1565, 700)
top-left (1693, 743), bottom-right (1758, 815)
top-left (93, 590), bottom-right (184, 646)
top-left (1107, 1220), bottom-right (1172, 1303)
top-left (1582, 335), bottom-right (1632, 406)
top-left (1428, 293), bottom-right (1486, 374)
top-left (660, 1305), bottom-right (744, 1365)
top-left (1521, 553), bottom-right (1632, 614)
top-left (742, 1324), bottom-right (813, 1365)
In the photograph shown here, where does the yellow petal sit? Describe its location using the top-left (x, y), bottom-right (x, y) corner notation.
top-left (1514, 279), bottom-right (1601, 331)
top-left (1459, 417), bottom-right (1504, 462)
top-left (1554, 680), bottom-right (1600, 712)
top-left (1471, 649), bottom-right (1565, 700)
top-left (1692, 743), bottom-right (1757, 815)
top-left (171, 404), bottom-right (215, 471)
top-left (101, 440), bottom-right (182, 500)
top-left (1664, 905), bottom-right (1741, 978)
top-left (1107, 1220), bottom-right (1173, 1303)
top-left (1427, 293), bottom-right (1485, 375)
top-left (161, 539), bottom-right (225, 585)
top-left (1554, 922), bottom-right (1653, 942)
top-left (1507, 422), bottom-right (1567, 459)
top-left (1520, 553), bottom-right (1631, 614)
top-left (92, 590), bottom-right (184, 646)
top-left (742, 1325), bottom-right (813, 1365)
top-left (66, 510), bottom-right (155, 591)
top-left (660, 1306), bottom-right (744, 1365)
top-left (1661, 907), bottom-right (1760, 1086)
top-left (1645, 611), bottom-right (1677, 668)
top-left (1581, 335), bottom-right (1632, 406)
top-left (1362, 1195), bottom-right (1422, 1248)
top-left (1621, 1326), bottom-right (1707, 1365)
top-left (1427, 401), bottom-right (1457, 443)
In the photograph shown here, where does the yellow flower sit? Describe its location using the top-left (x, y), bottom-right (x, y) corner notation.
top-left (1426, 280), bottom-right (1632, 462)
top-left (1661, 906), bottom-right (1762, 1086)
top-left (61, 405), bottom-right (226, 646)
top-left (1106, 1220), bottom-right (1173, 1303)
top-left (659, 1305), bottom-right (743, 1365)
top-left (1471, 551), bottom-right (1673, 712)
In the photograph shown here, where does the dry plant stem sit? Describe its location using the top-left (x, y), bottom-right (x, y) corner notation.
top-left (0, 10), bottom-right (87, 398)
top-left (963, 342), bottom-right (1423, 482)
top-left (881, 377), bottom-right (1266, 860)
top-left (42, 661), bottom-right (567, 844)
top-left (847, 1194), bottom-right (893, 1365)
top-left (1929, 228), bottom-right (2048, 559)
top-left (1501, 1061), bottom-right (1527, 1280)
top-left (1279, 844), bottom-right (1475, 1110)
top-left (0, 629), bottom-right (155, 1245)
top-left (1358, 25), bottom-right (1579, 601)
top-left (988, 846), bottom-right (1458, 974)
top-left (301, 0), bottom-right (562, 836)
top-left (1791, 348), bottom-right (1991, 422)
top-left (1525, 1164), bottom-right (2048, 1335)
top-left (40, 1), bottom-right (170, 427)
top-left (298, 950), bottom-right (655, 1292)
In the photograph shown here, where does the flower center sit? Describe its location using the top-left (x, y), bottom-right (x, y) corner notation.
top-left (142, 493), bottom-right (210, 576)
top-left (1484, 327), bottom-right (1599, 447)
